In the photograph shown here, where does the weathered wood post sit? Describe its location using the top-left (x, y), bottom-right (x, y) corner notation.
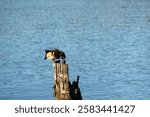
top-left (53, 62), bottom-right (82, 100)
top-left (53, 63), bottom-right (70, 99)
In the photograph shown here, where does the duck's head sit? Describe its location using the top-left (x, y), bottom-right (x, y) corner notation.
top-left (44, 50), bottom-right (55, 60)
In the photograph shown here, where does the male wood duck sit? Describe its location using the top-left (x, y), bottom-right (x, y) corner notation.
top-left (44, 48), bottom-right (66, 63)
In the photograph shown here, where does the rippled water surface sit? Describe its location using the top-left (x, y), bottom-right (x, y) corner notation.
top-left (0, 0), bottom-right (150, 99)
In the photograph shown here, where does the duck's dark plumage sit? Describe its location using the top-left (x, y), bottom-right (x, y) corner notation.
top-left (44, 48), bottom-right (66, 63)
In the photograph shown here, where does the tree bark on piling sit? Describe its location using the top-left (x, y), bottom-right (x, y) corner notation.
top-left (53, 63), bottom-right (82, 100)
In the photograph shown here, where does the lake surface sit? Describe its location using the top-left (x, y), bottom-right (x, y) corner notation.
top-left (0, 0), bottom-right (150, 99)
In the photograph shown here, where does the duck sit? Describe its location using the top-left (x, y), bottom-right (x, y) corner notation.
top-left (44, 48), bottom-right (66, 63)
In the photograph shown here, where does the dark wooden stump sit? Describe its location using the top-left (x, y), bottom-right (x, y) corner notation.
top-left (53, 63), bottom-right (82, 100)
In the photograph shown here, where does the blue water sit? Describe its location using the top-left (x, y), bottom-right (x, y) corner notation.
top-left (0, 0), bottom-right (150, 100)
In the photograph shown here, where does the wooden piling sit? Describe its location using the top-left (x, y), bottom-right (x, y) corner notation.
top-left (53, 63), bottom-right (82, 100)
